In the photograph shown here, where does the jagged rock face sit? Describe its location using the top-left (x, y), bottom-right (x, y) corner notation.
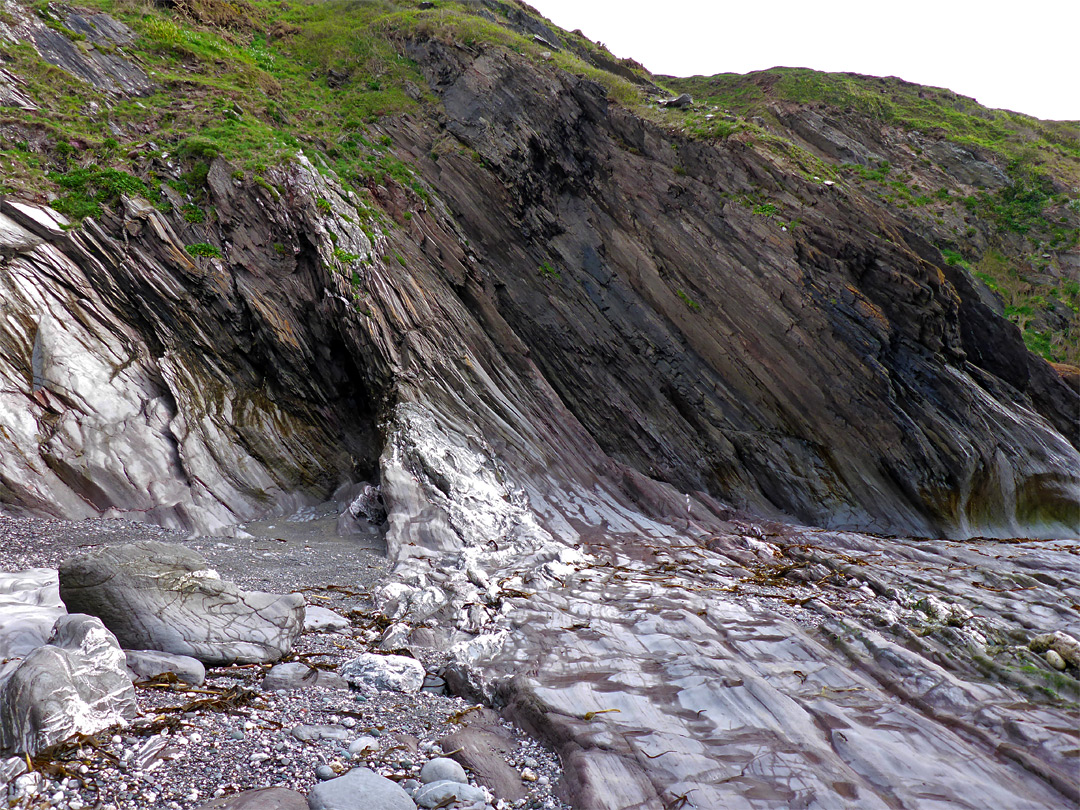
top-left (0, 50), bottom-right (1076, 536)
top-left (396, 39), bottom-right (1079, 539)
top-left (0, 613), bottom-right (137, 755)
top-left (0, 180), bottom-right (382, 533)
top-left (58, 541), bottom-right (304, 665)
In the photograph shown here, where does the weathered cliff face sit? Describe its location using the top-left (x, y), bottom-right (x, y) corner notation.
top-left (390, 40), bottom-right (1079, 539)
top-left (0, 178), bottom-right (382, 532)
top-left (1, 3), bottom-right (1079, 808)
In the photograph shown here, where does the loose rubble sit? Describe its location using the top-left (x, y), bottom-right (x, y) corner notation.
top-left (0, 515), bottom-right (569, 810)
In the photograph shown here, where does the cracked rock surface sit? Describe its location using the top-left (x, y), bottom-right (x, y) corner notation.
top-left (58, 541), bottom-right (304, 665)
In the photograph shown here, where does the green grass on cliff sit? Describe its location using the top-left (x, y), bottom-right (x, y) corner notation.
top-left (0, 0), bottom-right (646, 208)
top-left (666, 68), bottom-right (1080, 172)
top-left (1, 0), bottom-right (1077, 364)
top-left (665, 68), bottom-right (1080, 364)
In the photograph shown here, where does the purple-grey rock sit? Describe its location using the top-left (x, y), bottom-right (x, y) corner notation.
top-left (263, 662), bottom-right (348, 692)
top-left (0, 614), bottom-right (136, 755)
top-left (439, 728), bottom-right (526, 802)
top-left (58, 541), bottom-right (304, 666)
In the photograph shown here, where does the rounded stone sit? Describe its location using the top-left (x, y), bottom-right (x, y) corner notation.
top-left (1046, 649), bottom-right (1067, 671)
top-left (315, 765), bottom-right (336, 781)
top-left (419, 757), bottom-right (467, 785)
top-left (414, 780), bottom-right (486, 808)
top-left (306, 767), bottom-right (415, 810)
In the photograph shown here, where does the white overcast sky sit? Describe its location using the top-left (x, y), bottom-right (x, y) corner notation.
top-left (526, 0), bottom-right (1079, 121)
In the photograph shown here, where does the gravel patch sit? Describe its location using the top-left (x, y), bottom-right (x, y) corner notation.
top-left (0, 514), bottom-right (569, 810)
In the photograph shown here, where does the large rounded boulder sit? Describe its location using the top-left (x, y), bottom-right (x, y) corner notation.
top-left (58, 541), bottom-right (304, 665)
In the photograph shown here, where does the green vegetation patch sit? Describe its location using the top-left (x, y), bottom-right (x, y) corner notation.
top-left (185, 242), bottom-right (222, 257)
top-left (48, 166), bottom-right (150, 220)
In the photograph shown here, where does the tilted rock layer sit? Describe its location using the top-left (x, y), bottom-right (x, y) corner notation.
top-left (0, 3), bottom-right (1078, 807)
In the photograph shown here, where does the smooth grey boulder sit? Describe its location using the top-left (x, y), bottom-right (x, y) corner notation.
top-left (419, 757), bottom-right (467, 785)
top-left (414, 780), bottom-right (485, 808)
top-left (306, 767), bottom-right (415, 810)
top-left (58, 541), bottom-right (305, 666)
top-left (303, 606), bottom-right (350, 633)
top-left (124, 649), bottom-right (205, 685)
top-left (195, 787), bottom-right (307, 809)
top-left (339, 653), bottom-right (424, 693)
top-left (263, 663), bottom-right (348, 692)
top-left (0, 614), bottom-right (137, 755)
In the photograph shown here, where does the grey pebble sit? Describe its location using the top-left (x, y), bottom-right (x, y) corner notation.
top-left (420, 757), bottom-right (467, 785)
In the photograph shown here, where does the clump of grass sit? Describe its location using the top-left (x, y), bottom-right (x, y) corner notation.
top-left (48, 166), bottom-right (150, 220)
top-left (185, 242), bottom-right (222, 257)
top-left (676, 289), bottom-right (701, 311)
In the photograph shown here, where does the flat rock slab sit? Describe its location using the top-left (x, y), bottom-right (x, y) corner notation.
top-left (58, 541), bottom-right (304, 666)
top-left (439, 728), bottom-right (526, 802)
top-left (124, 649), bottom-right (205, 685)
top-left (263, 662), bottom-right (348, 692)
top-left (339, 653), bottom-right (424, 693)
top-left (0, 614), bottom-right (136, 755)
top-left (194, 787), bottom-right (307, 809)
top-left (303, 606), bottom-right (350, 633)
top-left (306, 767), bottom-right (415, 810)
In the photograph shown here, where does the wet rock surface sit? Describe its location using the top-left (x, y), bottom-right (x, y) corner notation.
top-left (58, 541), bottom-right (305, 665)
top-left (460, 524), bottom-right (1079, 808)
